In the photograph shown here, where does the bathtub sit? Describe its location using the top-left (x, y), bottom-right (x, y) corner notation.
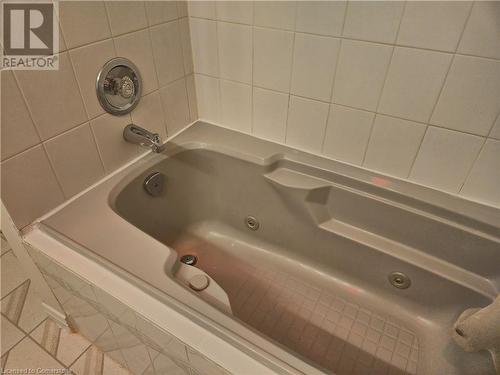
top-left (25, 122), bottom-right (499, 374)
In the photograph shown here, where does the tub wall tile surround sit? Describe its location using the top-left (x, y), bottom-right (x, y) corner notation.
top-left (188, 0), bottom-right (500, 208)
top-left (2, 0), bottom-right (500, 225)
top-left (27, 245), bottom-right (230, 375)
top-left (1, 1), bottom-right (197, 228)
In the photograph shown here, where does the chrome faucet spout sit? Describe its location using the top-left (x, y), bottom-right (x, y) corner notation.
top-left (123, 124), bottom-right (164, 153)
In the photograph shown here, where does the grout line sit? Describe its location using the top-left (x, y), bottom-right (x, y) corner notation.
top-left (283, 2), bottom-right (299, 145)
top-left (406, 125), bottom-right (429, 179)
top-left (321, 3), bottom-right (348, 154)
top-left (250, 1), bottom-right (255, 134)
top-left (67, 339), bottom-right (93, 370)
top-left (1, 73), bottom-right (190, 166)
top-left (144, 7), bottom-right (170, 138)
top-left (487, 110), bottom-right (500, 139)
top-left (454, 1), bottom-right (475, 55)
top-left (214, 18), bottom-right (222, 123)
top-left (2, 317), bottom-right (71, 371)
top-left (88, 123), bottom-right (107, 174)
top-left (10, 72), bottom-right (44, 146)
top-left (361, 0), bottom-right (407, 166)
top-left (457, 137), bottom-right (487, 194)
top-left (10, 70), bottom-right (67, 198)
top-left (426, 54), bottom-right (455, 124)
top-left (189, 15), bottom-right (500, 62)
top-left (65, 48), bottom-right (107, 174)
top-left (2, 79), bottom-right (488, 169)
top-left (1, 249), bottom-right (13, 258)
top-left (41, 142), bottom-right (68, 199)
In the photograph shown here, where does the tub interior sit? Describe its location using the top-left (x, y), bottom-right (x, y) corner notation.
top-left (112, 149), bottom-right (499, 375)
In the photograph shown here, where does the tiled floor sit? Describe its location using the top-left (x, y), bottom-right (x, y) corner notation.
top-left (0, 235), bottom-right (131, 375)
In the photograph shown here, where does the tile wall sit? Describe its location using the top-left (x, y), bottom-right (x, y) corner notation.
top-left (27, 244), bottom-right (231, 375)
top-left (188, 1), bottom-right (500, 208)
top-left (1, 1), bottom-right (197, 228)
top-left (2, 1), bottom-right (499, 230)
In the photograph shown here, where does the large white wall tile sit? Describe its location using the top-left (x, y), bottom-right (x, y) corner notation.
top-left (342, 1), bottom-right (404, 44)
top-left (295, 1), bottom-right (347, 37)
top-left (364, 115), bottom-right (426, 178)
top-left (179, 18), bottom-right (194, 75)
top-left (90, 114), bottom-right (138, 173)
top-left (59, 1), bottom-right (111, 49)
top-left (130, 92), bottom-right (167, 140)
top-left (1, 146), bottom-right (65, 228)
top-left (105, 1), bottom-right (148, 36)
top-left (159, 78), bottom-right (191, 135)
top-left (431, 56), bottom-right (500, 136)
top-left (220, 80), bottom-right (252, 134)
top-left (378, 47), bottom-right (452, 122)
top-left (15, 53), bottom-right (87, 140)
top-left (458, 1), bottom-right (500, 60)
top-left (69, 40), bottom-right (116, 119)
top-left (189, 18), bottom-right (219, 76)
top-left (185, 74), bottom-right (198, 122)
top-left (409, 127), bottom-right (483, 192)
top-left (44, 124), bottom-right (104, 197)
top-left (254, 1), bottom-right (296, 31)
top-left (333, 40), bottom-right (392, 111)
top-left (188, 1), bottom-right (216, 19)
top-left (217, 22), bottom-right (252, 84)
top-left (253, 28), bottom-right (294, 92)
top-left (397, 1), bottom-right (471, 52)
top-left (291, 34), bottom-right (340, 101)
top-left (286, 96), bottom-right (329, 153)
top-left (150, 21), bottom-right (185, 87)
top-left (145, 1), bottom-right (178, 26)
top-left (252, 87), bottom-right (289, 143)
top-left (490, 115), bottom-right (500, 140)
top-left (461, 139), bottom-right (500, 205)
top-left (322, 105), bottom-right (374, 165)
top-left (178, 1), bottom-right (188, 18)
top-left (194, 74), bottom-right (220, 123)
top-left (1, 71), bottom-right (40, 161)
top-left (216, 1), bottom-right (253, 25)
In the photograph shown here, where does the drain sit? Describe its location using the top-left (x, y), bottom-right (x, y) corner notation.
top-left (180, 254), bottom-right (197, 266)
top-left (388, 272), bottom-right (411, 289)
top-left (245, 216), bottom-right (260, 231)
top-left (143, 172), bottom-right (164, 197)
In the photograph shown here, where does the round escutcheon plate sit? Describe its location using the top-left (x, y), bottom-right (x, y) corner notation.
top-left (96, 57), bottom-right (142, 115)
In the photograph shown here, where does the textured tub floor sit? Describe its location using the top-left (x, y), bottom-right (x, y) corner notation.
top-left (0, 235), bottom-right (131, 375)
top-left (175, 235), bottom-right (419, 375)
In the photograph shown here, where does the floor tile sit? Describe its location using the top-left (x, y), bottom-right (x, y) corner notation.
top-left (1, 280), bottom-right (47, 333)
top-left (1, 251), bottom-right (28, 298)
top-left (1, 315), bottom-right (25, 356)
top-left (1, 236), bottom-right (11, 256)
top-left (71, 345), bottom-right (130, 375)
top-left (31, 318), bottom-right (92, 366)
top-left (3, 336), bottom-right (64, 370)
top-left (103, 355), bottom-right (132, 375)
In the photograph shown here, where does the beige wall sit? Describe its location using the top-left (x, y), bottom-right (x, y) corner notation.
top-left (188, 1), bottom-right (500, 208)
top-left (1, 1), bottom-right (197, 228)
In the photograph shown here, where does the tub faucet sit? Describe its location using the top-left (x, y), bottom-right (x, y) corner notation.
top-left (123, 124), bottom-right (164, 153)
